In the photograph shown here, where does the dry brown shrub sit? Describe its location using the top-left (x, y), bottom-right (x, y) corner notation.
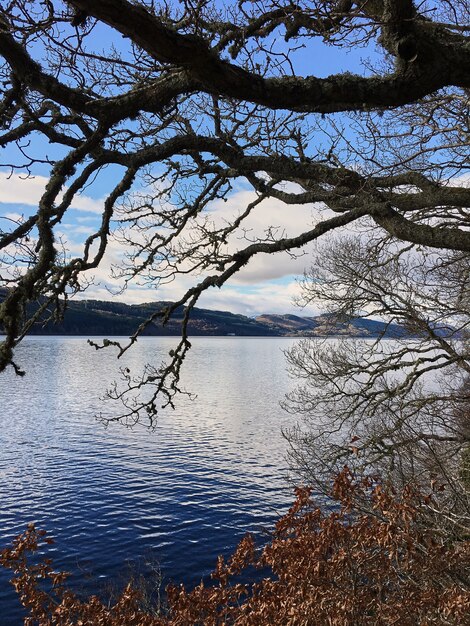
top-left (2, 468), bottom-right (469, 625)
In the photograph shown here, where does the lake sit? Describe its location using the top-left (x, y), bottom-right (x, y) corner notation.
top-left (0, 336), bottom-right (313, 624)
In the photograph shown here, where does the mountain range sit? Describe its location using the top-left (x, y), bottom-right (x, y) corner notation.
top-left (0, 290), bottom-right (410, 338)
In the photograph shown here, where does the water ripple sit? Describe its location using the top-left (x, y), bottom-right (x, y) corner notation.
top-left (0, 336), bottom-right (302, 625)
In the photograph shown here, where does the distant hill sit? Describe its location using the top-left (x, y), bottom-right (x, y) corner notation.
top-left (255, 313), bottom-right (410, 338)
top-left (0, 291), bottom-right (278, 337)
top-left (0, 289), bottom-right (411, 338)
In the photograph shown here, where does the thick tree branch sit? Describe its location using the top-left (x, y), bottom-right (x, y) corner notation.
top-left (68, 0), bottom-right (470, 113)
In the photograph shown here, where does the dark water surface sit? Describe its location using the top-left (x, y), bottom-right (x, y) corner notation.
top-left (0, 336), bottom-right (305, 623)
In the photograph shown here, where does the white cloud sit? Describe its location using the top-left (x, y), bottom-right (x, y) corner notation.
top-left (207, 188), bottom-right (325, 243)
top-left (0, 171), bottom-right (104, 214)
top-left (196, 281), bottom-right (317, 316)
top-left (63, 183), bottom-right (337, 313)
top-left (75, 215), bottom-right (99, 223)
top-left (59, 224), bottom-right (97, 235)
top-left (72, 273), bottom-right (315, 317)
top-left (71, 239), bottom-right (316, 316)
top-left (155, 186), bottom-right (331, 285)
top-left (232, 251), bottom-right (309, 284)
top-left (1, 176), bottom-right (331, 315)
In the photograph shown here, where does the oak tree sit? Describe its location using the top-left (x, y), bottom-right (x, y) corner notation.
top-left (0, 0), bottom-right (469, 423)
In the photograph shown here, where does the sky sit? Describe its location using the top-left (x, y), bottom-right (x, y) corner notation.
top-left (0, 170), bottom-right (333, 316)
top-left (0, 4), bottom-right (377, 318)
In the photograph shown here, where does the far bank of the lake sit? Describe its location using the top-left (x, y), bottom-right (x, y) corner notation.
top-left (0, 288), bottom-right (411, 338)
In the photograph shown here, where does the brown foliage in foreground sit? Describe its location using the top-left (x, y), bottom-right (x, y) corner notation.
top-left (2, 468), bottom-right (469, 626)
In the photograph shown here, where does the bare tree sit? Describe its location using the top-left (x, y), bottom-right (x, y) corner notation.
top-left (283, 237), bottom-right (470, 534)
top-left (0, 0), bottom-right (469, 423)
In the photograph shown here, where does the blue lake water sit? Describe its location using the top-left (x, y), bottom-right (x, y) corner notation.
top-left (0, 336), bottom-right (312, 624)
